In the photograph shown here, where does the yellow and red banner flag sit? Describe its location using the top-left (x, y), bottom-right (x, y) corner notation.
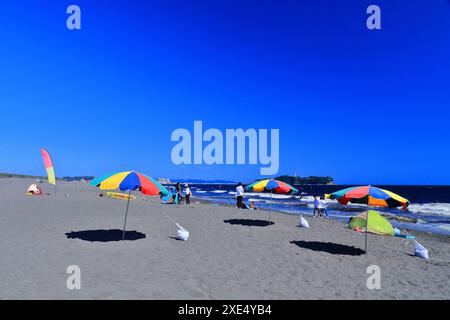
top-left (41, 148), bottom-right (56, 185)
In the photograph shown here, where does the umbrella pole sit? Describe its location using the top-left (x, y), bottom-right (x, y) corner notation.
top-left (365, 205), bottom-right (369, 254)
top-left (269, 190), bottom-right (272, 222)
top-left (122, 190), bottom-right (131, 240)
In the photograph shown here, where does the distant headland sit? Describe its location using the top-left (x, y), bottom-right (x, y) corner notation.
top-left (1, 172), bottom-right (334, 185)
top-left (275, 175), bottom-right (335, 185)
top-left (0, 172), bottom-right (94, 182)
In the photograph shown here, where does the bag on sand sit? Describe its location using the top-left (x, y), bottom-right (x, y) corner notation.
top-left (298, 215), bottom-right (310, 229)
top-left (27, 184), bottom-right (42, 195)
top-left (414, 240), bottom-right (429, 259)
top-left (176, 223), bottom-right (190, 241)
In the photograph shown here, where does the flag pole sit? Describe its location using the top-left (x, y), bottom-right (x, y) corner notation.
top-left (52, 151), bottom-right (56, 195)
top-left (54, 167), bottom-right (57, 194)
top-left (122, 190), bottom-right (131, 240)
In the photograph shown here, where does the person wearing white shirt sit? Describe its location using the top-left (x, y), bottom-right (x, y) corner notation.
top-left (236, 183), bottom-right (245, 209)
top-left (318, 196), bottom-right (327, 217)
top-left (184, 184), bottom-right (192, 205)
top-left (313, 196), bottom-right (320, 217)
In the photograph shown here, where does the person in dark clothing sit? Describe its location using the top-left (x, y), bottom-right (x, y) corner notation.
top-left (175, 182), bottom-right (182, 205)
top-left (236, 182), bottom-right (244, 209)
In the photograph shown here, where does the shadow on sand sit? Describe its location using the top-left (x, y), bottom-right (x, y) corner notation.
top-left (224, 219), bottom-right (274, 227)
top-left (169, 236), bottom-right (184, 241)
top-left (65, 229), bottom-right (146, 242)
top-left (290, 240), bottom-right (364, 256)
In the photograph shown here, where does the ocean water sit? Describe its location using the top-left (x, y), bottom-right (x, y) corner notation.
top-left (185, 184), bottom-right (450, 236)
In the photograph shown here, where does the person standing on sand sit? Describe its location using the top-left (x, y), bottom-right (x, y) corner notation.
top-left (317, 197), bottom-right (324, 217)
top-left (184, 184), bottom-right (192, 205)
top-left (313, 196), bottom-right (320, 217)
top-left (236, 183), bottom-right (244, 209)
top-left (175, 182), bottom-right (182, 205)
top-left (319, 196), bottom-right (328, 216)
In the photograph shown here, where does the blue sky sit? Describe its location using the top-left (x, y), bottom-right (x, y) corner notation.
top-left (1, 0), bottom-right (449, 184)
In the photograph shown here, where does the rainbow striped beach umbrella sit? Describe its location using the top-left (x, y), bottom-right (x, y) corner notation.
top-left (328, 186), bottom-right (409, 253)
top-left (328, 186), bottom-right (409, 208)
top-left (245, 179), bottom-right (299, 194)
top-left (90, 171), bottom-right (169, 240)
top-left (245, 179), bottom-right (298, 221)
top-left (90, 171), bottom-right (169, 197)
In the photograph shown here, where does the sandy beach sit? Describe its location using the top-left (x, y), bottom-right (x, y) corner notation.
top-left (0, 178), bottom-right (449, 300)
